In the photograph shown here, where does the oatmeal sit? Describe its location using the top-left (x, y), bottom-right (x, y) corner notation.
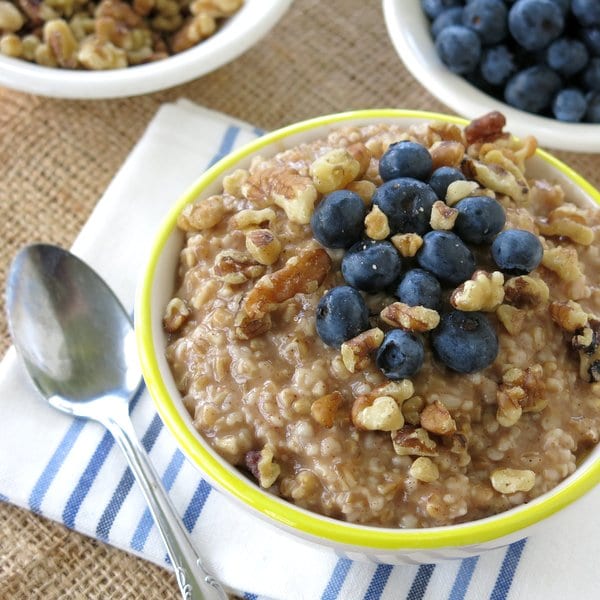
top-left (164, 112), bottom-right (600, 528)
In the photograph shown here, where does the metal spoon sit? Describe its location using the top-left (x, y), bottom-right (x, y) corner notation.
top-left (6, 243), bottom-right (227, 600)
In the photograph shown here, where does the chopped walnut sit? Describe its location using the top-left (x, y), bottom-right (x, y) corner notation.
top-left (364, 205), bottom-right (390, 240)
top-left (163, 297), bottom-right (190, 333)
top-left (548, 203), bottom-right (588, 224)
top-left (340, 327), bottom-right (384, 373)
top-left (465, 111), bottom-right (506, 145)
top-left (537, 218), bottom-right (594, 246)
top-left (352, 395), bottom-right (404, 431)
top-left (541, 246), bottom-right (583, 282)
top-left (409, 457), bottom-right (440, 483)
top-left (309, 148), bottom-right (361, 194)
top-left (503, 275), bottom-right (549, 308)
top-left (370, 379), bottom-right (415, 403)
top-left (346, 142), bottom-right (372, 178)
top-left (402, 395), bottom-right (424, 426)
top-left (549, 300), bottom-right (589, 333)
top-left (222, 169), bottom-right (249, 196)
top-left (430, 200), bottom-right (458, 230)
top-left (490, 468), bottom-right (535, 494)
top-left (257, 445), bottom-right (281, 488)
top-left (77, 36), bottom-right (127, 69)
top-left (496, 304), bottom-right (526, 335)
top-left (429, 140), bottom-right (464, 170)
top-left (572, 319), bottom-right (600, 383)
top-left (530, 179), bottom-right (565, 211)
top-left (43, 19), bottom-right (79, 67)
top-left (212, 249), bottom-right (265, 284)
top-left (177, 195), bottom-right (226, 231)
top-left (346, 180), bottom-right (376, 206)
top-left (445, 180), bottom-right (480, 206)
top-left (420, 401), bottom-right (457, 435)
top-left (0, 2), bottom-right (25, 32)
top-left (496, 386), bottom-right (523, 427)
top-left (451, 270), bottom-right (504, 312)
top-left (235, 247), bottom-right (331, 338)
top-left (311, 391), bottom-right (343, 428)
top-left (245, 228), bottom-right (282, 266)
top-left (391, 426), bottom-right (438, 457)
top-left (390, 233), bottom-right (423, 257)
top-left (380, 302), bottom-right (440, 332)
top-left (496, 365), bottom-right (546, 426)
top-left (230, 208), bottom-right (276, 230)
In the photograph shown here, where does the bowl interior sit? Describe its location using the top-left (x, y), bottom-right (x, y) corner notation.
top-left (382, 0), bottom-right (600, 153)
top-left (137, 109), bottom-right (600, 552)
top-left (0, 0), bottom-right (292, 99)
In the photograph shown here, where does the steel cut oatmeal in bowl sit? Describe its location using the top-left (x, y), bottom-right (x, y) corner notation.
top-left (162, 111), bottom-right (600, 529)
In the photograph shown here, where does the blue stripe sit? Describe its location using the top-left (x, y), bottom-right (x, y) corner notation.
top-left (206, 126), bottom-right (241, 168)
top-left (448, 557), bottom-right (479, 600)
top-left (182, 479), bottom-right (212, 532)
top-left (0, 493), bottom-right (9, 502)
top-left (95, 411), bottom-right (163, 540)
top-left (243, 594), bottom-right (258, 600)
top-left (321, 557), bottom-right (353, 600)
top-left (253, 126), bottom-right (266, 137)
top-left (62, 430), bottom-right (114, 529)
top-left (130, 450), bottom-right (185, 552)
top-left (407, 564), bottom-right (435, 600)
top-left (489, 539), bottom-right (527, 600)
top-left (364, 564), bottom-right (393, 600)
top-left (29, 418), bottom-right (86, 513)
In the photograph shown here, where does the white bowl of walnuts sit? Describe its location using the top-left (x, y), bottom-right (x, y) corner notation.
top-left (0, 0), bottom-right (292, 99)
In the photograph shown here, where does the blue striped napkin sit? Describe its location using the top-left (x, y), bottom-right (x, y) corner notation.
top-left (1, 99), bottom-right (599, 600)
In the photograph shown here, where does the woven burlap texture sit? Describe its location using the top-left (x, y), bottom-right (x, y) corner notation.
top-left (1, 0), bottom-right (599, 597)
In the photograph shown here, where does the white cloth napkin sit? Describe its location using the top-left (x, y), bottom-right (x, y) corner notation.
top-left (1, 99), bottom-right (599, 600)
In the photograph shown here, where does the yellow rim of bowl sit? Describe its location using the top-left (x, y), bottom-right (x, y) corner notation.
top-left (137, 109), bottom-right (600, 550)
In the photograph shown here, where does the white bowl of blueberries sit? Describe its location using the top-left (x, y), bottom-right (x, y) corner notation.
top-left (383, 0), bottom-right (600, 152)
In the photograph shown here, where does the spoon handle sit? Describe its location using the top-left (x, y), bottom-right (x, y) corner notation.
top-left (102, 401), bottom-right (229, 600)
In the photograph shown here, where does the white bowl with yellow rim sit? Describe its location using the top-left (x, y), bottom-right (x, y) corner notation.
top-left (136, 109), bottom-right (600, 563)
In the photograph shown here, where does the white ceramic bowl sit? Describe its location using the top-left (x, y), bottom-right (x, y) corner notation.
top-left (382, 0), bottom-right (600, 153)
top-left (137, 110), bottom-right (600, 564)
top-left (0, 0), bottom-right (291, 99)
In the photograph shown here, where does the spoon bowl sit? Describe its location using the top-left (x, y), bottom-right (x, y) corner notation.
top-left (6, 244), bottom-right (225, 600)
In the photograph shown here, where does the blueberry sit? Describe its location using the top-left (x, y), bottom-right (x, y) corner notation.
top-left (428, 166), bottom-right (466, 200)
top-left (342, 240), bottom-right (403, 292)
top-left (395, 268), bottom-right (442, 310)
top-left (508, 0), bottom-right (564, 51)
top-left (310, 190), bottom-right (366, 249)
top-left (376, 330), bottom-right (425, 379)
top-left (581, 27), bottom-right (600, 57)
top-left (572, 0), bottom-right (600, 27)
top-left (587, 92), bottom-right (600, 121)
top-left (417, 230), bottom-right (476, 286)
top-left (552, 88), bottom-right (588, 121)
top-left (379, 141), bottom-right (433, 182)
top-left (315, 286), bottom-right (369, 348)
top-left (422, 0), bottom-right (463, 19)
top-left (372, 178), bottom-right (438, 235)
top-left (546, 0), bottom-right (570, 14)
top-left (454, 196), bottom-right (506, 244)
top-left (546, 38), bottom-right (589, 77)
top-left (431, 310), bottom-right (499, 373)
top-left (463, 0), bottom-right (508, 45)
top-left (504, 65), bottom-right (562, 113)
top-left (491, 229), bottom-right (543, 274)
top-left (583, 57), bottom-right (600, 92)
top-left (480, 45), bottom-right (517, 86)
top-left (435, 25), bottom-right (482, 74)
top-left (431, 7), bottom-right (464, 38)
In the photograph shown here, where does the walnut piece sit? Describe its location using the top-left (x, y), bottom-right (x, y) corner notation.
top-left (235, 247), bottom-right (331, 338)
top-left (311, 391), bottom-right (343, 428)
top-left (451, 270), bottom-right (504, 312)
top-left (503, 275), bottom-right (549, 308)
top-left (465, 111), bottom-right (506, 145)
top-left (430, 200), bottom-right (458, 230)
top-left (420, 401), bottom-right (457, 435)
top-left (212, 249), bottom-right (265, 284)
top-left (163, 298), bottom-right (190, 333)
top-left (391, 426), bottom-right (438, 457)
top-left (352, 395), bottom-right (404, 431)
top-left (245, 228), bottom-right (282, 266)
top-left (364, 205), bottom-right (390, 240)
top-left (572, 319), bottom-right (600, 383)
top-left (549, 300), bottom-right (589, 333)
top-left (496, 365), bottom-right (546, 426)
top-left (409, 457), bottom-right (440, 483)
top-left (429, 140), bottom-right (464, 170)
top-left (346, 142), bottom-right (372, 178)
top-left (177, 195), bottom-right (226, 231)
top-left (257, 445), bottom-right (281, 489)
top-left (541, 246), bottom-right (583, 282)
top-left (445, 180), bottom-right (480, 206)
top-left (490, 468), bottom-right (535, 494)
top-left (340, 327), bottom-right (384, 373)
top-left (380, 302), bottom-right (440, 332)
top-left (0, 2), bottom-right (25, 32)
top-left (391, 233), bottom-right (423, 257)
top-left (230, 207), bottom-right (276, 230)
top-left (346, 180), bottom-right (376, 206)
top-left (351, 380), bottom-right (414, 430)
top-left (496, 304), bottom-right (526, 335)
top-left (537, 218), bottom-right (594, 246)
top-left (309, 148), bottom-right (361, 194)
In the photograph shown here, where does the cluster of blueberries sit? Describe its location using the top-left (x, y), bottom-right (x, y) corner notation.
top-left (424, 0), bottom-right (600, 122)
top-left (312, 140), bottom-right (543, 378)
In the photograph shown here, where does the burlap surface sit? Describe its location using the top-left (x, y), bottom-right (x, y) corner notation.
top-left (0, 0), bottom-right (599, 597)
